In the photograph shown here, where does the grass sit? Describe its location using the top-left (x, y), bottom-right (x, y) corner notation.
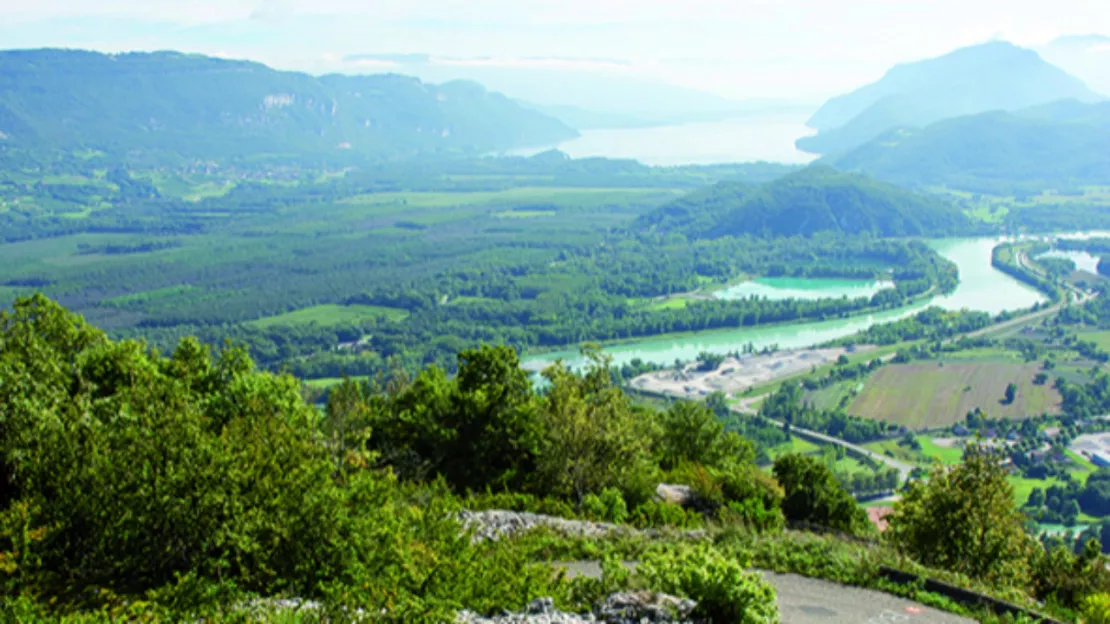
top-left (803, 379), bottom-right (862, 411)
top-left (917, 436), bottom-right (966, 466)
top-left (249, 304), bottom-right (409, 328)
top-left (104, 285), bottom-right (200, 307)
top-left (1077, 329), bottom-right (1110, 352)
top-left (303, 376), bottom-right (371, 389)
top-left (849, 361), bottom-right (1061, 428)
top-left (646, 297), bottom-right (693, 311)
top-left (765, 437), bottom-right (820, 460)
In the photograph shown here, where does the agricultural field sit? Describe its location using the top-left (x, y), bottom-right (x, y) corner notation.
top-left (848, 361), bottom-right (1061, 428)
top-left (250, 304), bottom-right (409, 328)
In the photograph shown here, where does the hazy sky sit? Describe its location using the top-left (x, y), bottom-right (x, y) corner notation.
top-left (3, 0), bottom-right (1109, 100)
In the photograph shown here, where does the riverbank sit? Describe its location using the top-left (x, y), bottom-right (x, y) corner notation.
top-left (629, 347), bottom-right (868, 399)
top-left (522, 237), bottom-right (1044, 372)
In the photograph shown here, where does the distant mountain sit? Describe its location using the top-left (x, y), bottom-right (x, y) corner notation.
top-left (1038, 35), bottom-right (1110, 97)
top-left (826, 101), bottom-right (1110, 194)
top-left (0, 49), bottom-right (577, 160)
top-left (799, 42), bottom-right (1102, 155)
top-left (340, 53), bottom-right (748, 123)
top-left (638, 165), bottom-right (968, 239)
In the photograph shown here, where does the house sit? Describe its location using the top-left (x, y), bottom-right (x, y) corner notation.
top-left (953, 424), bottom-right (970, 437)
top-left (1006, 430), bottom-right (1021, 442)
top-left (1092, 452), bottom-right (1110, 468)
top-left (983, 428), bottom-right (999, 439)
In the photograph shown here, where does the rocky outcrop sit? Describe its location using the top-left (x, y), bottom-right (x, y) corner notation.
top-left (457, 510), bottom-right (707, 544)
top-left (458, 510), bottom-right (632, 543)
top-left (457, 593), bottom-right (698, 624)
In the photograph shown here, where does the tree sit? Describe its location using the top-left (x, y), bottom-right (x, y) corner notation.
top-left (534, 352), bottom-right (659, 505)
top-left (1004, 382), bottom-right (1018, 405)
top-left (1026, 487), bottom-right (1046, 508)
top-left (886, 442), bottom-right (1035, 585)
top-left (696, 351), bottom-right (726, 372)
top-left (657, 400), bottom-right (754, 472)
top-left (772, 453), bottom-right (872, 536)
top-left (1064, 500), bottom-right (1082, 526)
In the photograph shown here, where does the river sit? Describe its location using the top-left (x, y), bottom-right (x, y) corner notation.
top-left (521, 237), bottom-right (1047, 371)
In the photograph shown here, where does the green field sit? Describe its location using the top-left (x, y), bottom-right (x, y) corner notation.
top-left (303, 375), bottom-right (371, 389)
top-left (849, 361), bottom-right (1061, 428)
top-left (765, 437), bottom-right (821, 460)
top-left (250, 304), bottom-right (409, 328)
top-left (1078, 329), bottom-right (1110, 352)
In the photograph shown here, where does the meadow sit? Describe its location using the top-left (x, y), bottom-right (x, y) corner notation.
top-left (848, 361), bottom-right (1061, 428)
top-left (250, 304), bottom-right (410, 328)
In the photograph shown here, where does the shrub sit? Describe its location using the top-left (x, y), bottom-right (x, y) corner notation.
top-left (886, 443), bottom-right (1036, 586)
top-left (629, 501), bottom-right (702, 530)
top-left (1082, 593), bottom-right (1110, 624)
top-left (639, 544), bottom-right (779, 624)
top-left (772, 453), bottom-right (871, 536)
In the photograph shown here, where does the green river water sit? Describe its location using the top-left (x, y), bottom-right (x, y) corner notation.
top-left (522, 237), bottom-right (1047, 371)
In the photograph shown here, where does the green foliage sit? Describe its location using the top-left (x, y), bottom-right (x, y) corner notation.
top-left (533, 354), bottom-right (661, 505)
top-left (657, 400), bottom-right (755, 472)
top-left (830, 104), bottom-right (1110, 195)
top-left (581, 488), bottom-right (629, 524)
top-left (639, 544), bottom-right (780, 624)
top-left (772, 454), bottom-right (872, 536)
top-left (0, 295), bottom-right (571, 618)
top-left (0, 49), bottom-right (575, 160)
top-left (1082, 593), bottom-right (1110, 624)
top-left (1030, 540), bottom-right (1110, 610)
top-left (640, 165), bottom-right (970, 239)
top-left (886, 442), bottom-right (1036, 586)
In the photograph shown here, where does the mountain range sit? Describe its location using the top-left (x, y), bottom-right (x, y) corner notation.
top-left (825, 100), bottom-right (1110, 194)
top-left (798, 42), bottom-right (1103, 156)
top-left (0, 49), bottom-right (577, 161)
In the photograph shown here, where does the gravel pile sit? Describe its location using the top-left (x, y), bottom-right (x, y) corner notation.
top-left (457, 593), bottom-right (697, 624)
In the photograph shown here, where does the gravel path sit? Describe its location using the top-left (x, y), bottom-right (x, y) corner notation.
top-left (553, 562), bottom-right (976, 624)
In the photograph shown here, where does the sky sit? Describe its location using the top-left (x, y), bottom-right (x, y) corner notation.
top-left (2, 0), bottom-right (1109, 101)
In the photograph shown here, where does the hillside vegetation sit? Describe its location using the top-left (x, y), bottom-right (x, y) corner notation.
top-left (638, 165), bottom-right (970, 239)
top-left (0, 49), bottom-right (576, 161)
top-left (4, 296), bottom-right (1110, 622)
top-left (828, 103), bottom-right (1110, 194)
top-left (800, 42), bottom-right (1102, 155)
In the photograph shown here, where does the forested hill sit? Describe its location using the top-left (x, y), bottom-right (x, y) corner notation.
top-left (637, 165), bottom-right (970, 239)
top-left (798, 41), bottom-right (1102, 155)
top-left (0, 49), bottom-right (577, 161)
top-left (827, 101), bottom-right (1110, 195)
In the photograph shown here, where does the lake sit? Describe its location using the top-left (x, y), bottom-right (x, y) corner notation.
top-left (511, 114), bottom-right (818, 166)
top-left (1038, 249), bottom-right (1101, 274)
top-left (521, 237), bottom-right (1047, 371)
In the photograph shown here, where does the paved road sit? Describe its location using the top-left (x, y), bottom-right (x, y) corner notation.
top-left (555, 562), bottom-right (974, 624)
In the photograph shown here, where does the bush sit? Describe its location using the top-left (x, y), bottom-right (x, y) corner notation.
top-left (639, 544), bottom-right (780, 624)
top-left (772, 454), bottom-right (871, 536)
top-left (886, 443), bottom-right (1036, 586)
top-left (629, 501), bottom-right (703, 530)
top-left (1082, 593), bottom-right (1110, 624)
top-left (1031, 540), bottom-right (1110, 610)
